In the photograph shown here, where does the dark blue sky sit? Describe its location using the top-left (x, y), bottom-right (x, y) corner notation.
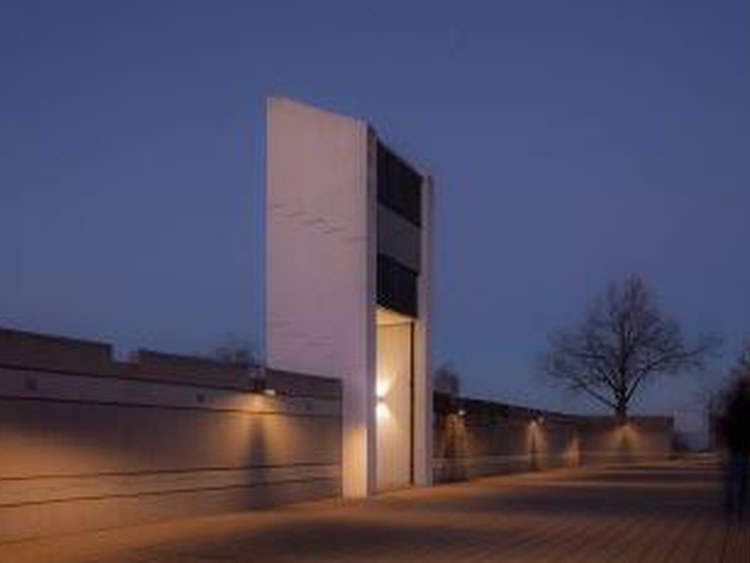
top-left (2, 1), bottom-right (748, 435)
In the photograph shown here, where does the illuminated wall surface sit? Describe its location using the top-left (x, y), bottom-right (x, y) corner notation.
top-left (266, 97), bottom-right (433, 498)
top-left (0, 328), bottom-right (342, 542)
top-left (0, 327), bottom-right (674, 542)
top-left (376, 313), bottom-right (413, 492)
top-left (433, 394), bottom-right (674, 483)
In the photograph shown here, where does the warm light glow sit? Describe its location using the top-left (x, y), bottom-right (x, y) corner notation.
top-left (564, 435), bottom-right (581, 467)
top-left (245, 392), bottom-right (280, 413)
top-left (376, 400), bottom-right (390, 418)
top-left (376, 379), bottom-right (388, 416)
top-left (263, 388), bottom-right (277, 397)
top-left (375, 374), bottom-right (389, 416)
top-left (617, 422), bottom-right (638, 441)
top-left (376, 376), bottom-right (391, 401)
top-left (376, 307), bottom-right (415, 326)
top-left (375, 312), bottom-right (414, 492)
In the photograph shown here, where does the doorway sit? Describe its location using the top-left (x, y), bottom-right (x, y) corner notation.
top-left (375, 308), bottom-right (414, 492)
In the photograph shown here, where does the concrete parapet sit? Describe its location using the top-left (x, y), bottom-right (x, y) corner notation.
top-left (120, 349), bottom-right (252, 389)
top-left (0, 327), bottom-right (115, 376)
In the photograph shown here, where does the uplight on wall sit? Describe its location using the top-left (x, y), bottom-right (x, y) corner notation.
top-left (616, 421), bottom-right (638, 442)
top-left (250, 375), bottom-right (276, 397)
top-left (376, 398), bottom-right (389, 418)
top-left (376, 377), bottom-right (391, 401)
top-left (375, 377), bottom-right (388, 418)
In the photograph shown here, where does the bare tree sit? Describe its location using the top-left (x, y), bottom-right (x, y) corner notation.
top-left (540, 274), bottom-right (720, 419)
top-left (434, 363), bottom-right (462, 396)
top-left (213, 334), bottom-right (259, 367)
top-left (729, 341), bottom-right (750, 380)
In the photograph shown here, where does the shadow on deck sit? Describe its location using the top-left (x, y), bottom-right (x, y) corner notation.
top-left (1, 457), bottom-right (746, 563)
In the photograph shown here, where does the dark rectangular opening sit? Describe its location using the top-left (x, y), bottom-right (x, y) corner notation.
top-left (377, 254), bottom-right (418, 317)
top-left (377, 143), bottom-right (422, 227)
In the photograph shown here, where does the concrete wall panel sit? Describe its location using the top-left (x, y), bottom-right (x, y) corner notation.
top-left (266, 97), bottom-right (375, 498)
top-left (433, 394), bottom-right (673, 483)
top-left (0, 344), bottom-right (342, 542)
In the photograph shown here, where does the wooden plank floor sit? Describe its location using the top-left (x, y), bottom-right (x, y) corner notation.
top-left (2, 458), bottom-right (748, 562)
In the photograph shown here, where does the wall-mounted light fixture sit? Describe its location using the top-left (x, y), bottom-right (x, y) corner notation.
top-left (375, 378), bottom-right (388, 418)
top-left (250, 369), bottom-right (276, 397)
top-left (376, 376), bottom-right (390, 403)
top-left (376, 392), bottom-right (389, 418)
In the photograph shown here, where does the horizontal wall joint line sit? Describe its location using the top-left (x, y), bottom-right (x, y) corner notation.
top-left (0, 476), bottom-right (340, 509)
top-left (0, 394), bottom-right (340, 419)
top-left (0, 462), bottom-right (341, 482)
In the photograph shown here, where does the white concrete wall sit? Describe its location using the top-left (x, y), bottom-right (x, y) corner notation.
top-left (266, 97), bottom-right (433, 496)
top-left (266, 98), bottom-right (376, 497)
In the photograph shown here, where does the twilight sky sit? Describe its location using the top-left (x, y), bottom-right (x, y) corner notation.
top-left (1, 0), bottom-right (749, 437)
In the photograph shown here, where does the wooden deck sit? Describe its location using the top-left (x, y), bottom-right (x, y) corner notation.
top-left (2, 457), bottom-right (748, 562)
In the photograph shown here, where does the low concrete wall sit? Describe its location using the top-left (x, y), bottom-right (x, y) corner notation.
top-left (576, 416), bottom-right (674, 465)
top-left (0, 326), bottom-right (675, 541)
top-left (0, 328), bottom-right (341, 542)
top-left (433, 393), bottom-right (674, 483)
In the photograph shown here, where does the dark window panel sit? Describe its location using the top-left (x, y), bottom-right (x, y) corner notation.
top-left (376, 143), bottom-right (422, 227)
top-left (377, 254), bottom-right (418, 318)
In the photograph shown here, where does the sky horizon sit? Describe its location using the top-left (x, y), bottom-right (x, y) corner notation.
top-left (2, 1), bottom-right (749, 440)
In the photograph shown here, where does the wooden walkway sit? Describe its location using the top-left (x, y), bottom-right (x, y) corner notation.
top-left (2, 458), bottom-right (748, 562)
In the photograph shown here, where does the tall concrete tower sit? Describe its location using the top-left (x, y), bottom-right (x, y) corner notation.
top-left (266, 97), bottom-right (432, 497)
